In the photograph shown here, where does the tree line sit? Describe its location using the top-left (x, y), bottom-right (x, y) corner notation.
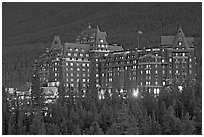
top-left (2, 79), bottom-right (202, 135)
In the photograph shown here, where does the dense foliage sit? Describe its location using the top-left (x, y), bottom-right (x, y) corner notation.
top-left (2, 80), bottom-right (202, 135)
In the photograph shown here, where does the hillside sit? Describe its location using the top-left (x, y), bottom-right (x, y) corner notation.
top-left (2, 2), bottom-right (202, 88)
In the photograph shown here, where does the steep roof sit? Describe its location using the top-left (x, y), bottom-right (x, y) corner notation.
top-left (108, 45), bottom-right (124, 51)
top-left (161, 27), bottom-right (194, 48)
top-left (50, 36), bottom-right (63, 51)
top-left (64, 43), bottom-right (90, 53)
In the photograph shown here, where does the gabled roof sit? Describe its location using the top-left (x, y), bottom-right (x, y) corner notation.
top-left (77, 24), bottom-right (108, 45)
top-left (161, 27), bottom-right (194, 48)
top-left (63, 43), bottom-right (90, 54)
top-left (50, 36), bottom-right (63, 51)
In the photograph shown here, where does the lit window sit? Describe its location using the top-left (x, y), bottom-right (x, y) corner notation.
top-left (155, 70), bottom-right (158, 74)
top-left (70, 63), bottom-right (73, 66)
top-left (83, 74), bottom-right (86, 77)
top-left (189, 70), bottom-right (192, 74)
top-left (183, 53), bottom-right (185, 56)
top-left (109, 78), bottom-right (112, 82)
top-left (87, 79), bottom-right (89, 82)
top-left (77, 68), bottom-right (80, 71)
top-left (141, 82), bottom-right (142, 85)
top-left (71, 79), bottom-right (73, 82)
top-left (155, 64), bottom-right (157, 68)
top-left (141, 71), bottom-right (143, 74)
top-left (70, 68), bottom-right (73, 71)
top-left (86, 54), bottom-right (89, 57)
top-left (76, 63), bottom-right (79, 66)
top-left (146, 82), bottom-right (148, 85)
top-left (162, 70), bottom-right (165, 74)
top-left (83, 79), bottom-right (86, 82)
top-left (179, 42), bottom-right (182, 46)
top-left (163, 81), bottom-right (165, 86)
top-left (169, 58), bottom-right (172, 62)
top-left (96, 59), bottom-right (98, 62)
top-left (82, 63), bottom-right (85, 67)
top-left (55, 73), bottom-right (57, 77)
top-left (77, 73), bottom-right (79, 77)
top-left (176, 70), bottom-right (178, 73)
top-left (189, 58), bottom-right (192, 62)
top-left (55, 68), bottom-right (57, 71)
top-left (80, 53), bottom-right (83, 57)
top-left (76, 48), bottom-right (78, 52)
top-left (71, 73), bottom-right (73, 76)
top-left (70, 48), bottom-right (72, 51)
top-left (162, 59), bottom-right (164, 62)
top-left (96, 74), bottom-right (99, 77)
top-left (87, 64), bottom-right (89, 67)
top-left (170, 70), bottom-right (172, 74)
top-left (68, 53), bottom-right (71, 56)
top-left (155, 81), bottom-right (158, 85)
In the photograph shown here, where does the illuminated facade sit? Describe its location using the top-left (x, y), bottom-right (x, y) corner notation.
top-left (32, 25), bottom-right (197, 102)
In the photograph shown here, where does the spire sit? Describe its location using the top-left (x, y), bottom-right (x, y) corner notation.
top-left (88, 22), bottom-right (91, 29)
top-left (96, 25), bottom-right (100, 31)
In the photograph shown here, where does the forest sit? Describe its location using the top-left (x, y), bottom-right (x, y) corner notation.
top-left (2, 79), bottom-right (202, 135)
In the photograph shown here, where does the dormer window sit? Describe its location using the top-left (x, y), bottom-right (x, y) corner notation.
top-left (178, 42), bottom-right (182, 46)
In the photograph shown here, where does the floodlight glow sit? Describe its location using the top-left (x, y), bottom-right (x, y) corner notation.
top-left (133, 88), bottom-right (139, 97)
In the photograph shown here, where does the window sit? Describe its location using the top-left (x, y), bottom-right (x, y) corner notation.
top-left (80, 53), bottom-right (83, 57)
top-left (70, 63), bottom-right (73, 66)
top-left (141, 71), bottom-right (143, 74)
top-left (189, 58), bottom-right (192, 62)
top-left (189, 64), bottom-right (192, 68)
top-left (109, 78), bottom-right (112, 82)
top-left (74, 53), bottom-right (77, 56)
top-left (87, 64), bottom-right (90, 67)
top-left (183, 53), bottom-right (185, 56)
top-left (83, 79), bottom-right (86, 82)
top-left (155, 81), bottom-right (158, 85)
top-left (55, 73), bottom-right (57, 77)
top-left (68, 53), bottom-right (71, 56)
top-left (155, 70), bottom-right (158, 74)
top-left (170, 70), bottom-right (172, 74)
top-left (82, 63), bottom-right (85, 67)
top-left (179, 42), bottom-right (182, 46)
top-left (71, 79), bottom-right (73, 82)
top-left (76, 48), bottom-right (78, 52)
top-left (76, 63), bottom-right (79, 66)
top-left (71, 73), bottom-right (73, 77)
top-left (169, 58), bottom-right (172, 62)
top-left (96, 74), bottom-right (99, 77)
top-left (155, 64), bottom-right (157, 68)
top-left (163, 81), bottom-right (165, 86)
top-left (77, 68), bottom-right (80, 71)
top-left (189, 70), bottom-right (192, 74)
top-left (162, 70), bottom-right (165, 74)
top-left (162, 59), bottom-right (164, 62)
